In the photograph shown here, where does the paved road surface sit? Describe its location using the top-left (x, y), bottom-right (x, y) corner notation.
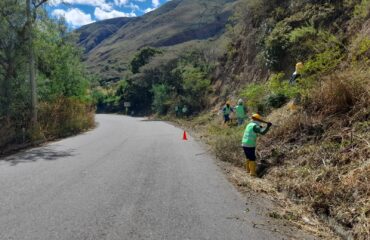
top-left (0, 115), bottom-right (293, 240)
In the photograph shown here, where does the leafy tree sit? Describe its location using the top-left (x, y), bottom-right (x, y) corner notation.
top-left (35, 19), bottom-right (89, 101)
top-left (0, 2), bottom-right (93, 148)
top-left (130, 47), bottom-right (162, 74)
top-left (177, 64), bottom-right (211, 112)
top-left (114, 47), bottom-right (212, 115)
top-left (152, 84), bottom-right (171, 114)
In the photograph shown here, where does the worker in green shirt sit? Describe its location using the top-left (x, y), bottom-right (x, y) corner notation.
top-left (242, 113), bottom-right (272, 177)
top-left (234, 99), bottom-right (247, 126)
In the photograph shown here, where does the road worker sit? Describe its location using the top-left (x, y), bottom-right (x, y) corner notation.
top-left (222, 101), bottom-right (233, 125)
top-left (234, 99), bottom-right (247, 126)
top-left (242, 113), bottom-right (272, 177)
top-left (289, 62), bottom-right (304, 111)
top-left (289, 62), bottom-right (304, 85)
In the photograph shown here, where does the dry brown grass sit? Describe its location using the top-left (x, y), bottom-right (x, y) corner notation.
top-left (0, 97), bottom-right (95, 152)
top-left (306, 69), bottom-right (370, 117)
top-left (38, 97), bottom-right (95, 139)
top-left (259, 68), bottom-right (370, 239)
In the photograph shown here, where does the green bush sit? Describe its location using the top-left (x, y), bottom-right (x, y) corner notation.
top-left (351, 36), bottom-right (370, 63)
top-left (354, 0), bottom-right (370, 18)
top-left (264, 21), bottom-right (292, 70)
top-left (130, 47), bottom-right (162, 74)
top-left (180, 65), bottom-right (211, 112)
top-left (152, 84), bottom-right (171, 115)
top-left (268, 72), bottom-right (299, 98)
top-left (92, 88), bottom-right (120, 113)
top-left (240, 83), bottom-right (269, 112)
top-left (304, 46), bottom-right (343, 74)
top-left (267, 94), bottom-right (288, 108)
top-left (289, 26), bottom-right (317, 43)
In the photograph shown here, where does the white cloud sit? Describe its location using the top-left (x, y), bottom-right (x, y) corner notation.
top-left (144, 7), bottom-right (155, 13)
top-left (113, 0), bottom-right (129, 6)
top-left (152, 0), bottom-right (160, 8)
top-left (114, 0), bottom-right (140, 11)
top-left (49, 0), bottom-right (112, 11)
top-left (126, 3), bottom-right (140, 11)
top-left (52, 8), bottom-right (94, 27)
top-left (94, 7), bottom-right (136, 21)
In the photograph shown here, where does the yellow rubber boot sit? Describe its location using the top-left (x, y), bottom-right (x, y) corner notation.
top-left (245, 160), bottom-right (250, 173)
top-left (249, 161), bottom-right (257, 177)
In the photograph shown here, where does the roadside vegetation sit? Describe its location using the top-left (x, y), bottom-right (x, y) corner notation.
top-left (0, 1), bottom-right (94, 152)
top-left (93, 47), bottom-right (214, 115)
top-left (160, 0), bottom-right (370, 239)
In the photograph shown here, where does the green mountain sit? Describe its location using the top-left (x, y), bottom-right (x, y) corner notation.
top-left (77, 0), bottom-right (237, 83)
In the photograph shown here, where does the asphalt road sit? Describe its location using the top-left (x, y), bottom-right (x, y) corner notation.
top-left (0, 115), bottom-right (293, 240)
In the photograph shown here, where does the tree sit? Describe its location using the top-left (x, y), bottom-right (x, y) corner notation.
top-left (178, 64), bottom-right (211, 112)
top-left (0, 1), bottom-right (93, 148)
top-left (152, 84), bottom-right (171, 114)
top-left (130, 47), bottom-right (162, 74)
top-left (26, 0), bottom-right (48, 124)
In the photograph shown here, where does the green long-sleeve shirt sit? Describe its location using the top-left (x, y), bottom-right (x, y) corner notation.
top-left (242, 121), bottom-right (271, 147)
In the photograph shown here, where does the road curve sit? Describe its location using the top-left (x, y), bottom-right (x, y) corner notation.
top-left (0, 115), bottom-right (292, 240)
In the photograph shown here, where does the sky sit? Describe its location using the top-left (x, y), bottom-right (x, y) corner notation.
top-left (47, 0), bottom-right (169, 28)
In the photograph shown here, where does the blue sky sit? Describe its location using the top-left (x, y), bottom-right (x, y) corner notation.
top-left (47, 0), bottom-right (168, 28)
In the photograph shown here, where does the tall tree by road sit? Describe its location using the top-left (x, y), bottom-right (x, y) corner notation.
top-left (26, 0), bottom-right (47, 124)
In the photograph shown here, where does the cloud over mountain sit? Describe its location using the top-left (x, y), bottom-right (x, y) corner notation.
top-left (48, 0), bottom-right (166, 27)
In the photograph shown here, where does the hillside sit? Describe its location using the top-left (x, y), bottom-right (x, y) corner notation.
top-left (78, 17), bottom-right (133, 54)
top-left (77, 0), bottom-right (238, 83)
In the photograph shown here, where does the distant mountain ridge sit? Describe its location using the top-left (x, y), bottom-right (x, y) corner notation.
top-left (78, 17), bottom-right (133, 54)
top-left (76, 0), bottom-right (238, 82)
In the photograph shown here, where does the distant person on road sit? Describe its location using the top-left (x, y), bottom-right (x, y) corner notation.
top-left (234, 99), bottom-right (247, 126)
top-left (242, 113), bottom-right (272, 177)
top-left (222, 101), bottom-right (233, 126)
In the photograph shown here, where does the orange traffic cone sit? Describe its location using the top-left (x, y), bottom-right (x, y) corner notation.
top-left (183, 131), bottom-right (188, 140)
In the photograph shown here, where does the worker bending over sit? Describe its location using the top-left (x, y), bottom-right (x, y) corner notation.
top-left (242, 114), bottom-right (272, 177)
